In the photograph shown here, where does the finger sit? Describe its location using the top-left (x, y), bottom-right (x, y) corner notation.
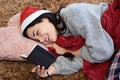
top-left (36, 65), bottom-right (41, 75)
top-left (36, 65), bottom-right (40, 72)
top-left (37, 65), bottom-right (40, 69)
top-left (40, 66), bottom-right (45, 74)
top-left (31, 66), bottom-right (38, 72)
top-left (40, 66), bottom-right (48, 77)
top-left (36, 66), bottom-right (46, 77)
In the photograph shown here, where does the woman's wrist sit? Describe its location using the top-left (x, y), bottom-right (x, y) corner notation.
top-left (47, 65), bottom-right (56, 76)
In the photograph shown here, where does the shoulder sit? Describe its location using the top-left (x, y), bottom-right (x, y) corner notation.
top-left (62, 3), bottom-right (98, 11)
top-left (60, 3), bottom-right (101, 17)
top-left (61, 3), bottom-right (85, 13)
top-left (66, 3), bottom-right (95, 8)
top-left (59, 3), bottom-right (87, 19)
top-left (59, 2), bottom-right (107, 20)
top-left (60, 2), bottom-right (107, 13)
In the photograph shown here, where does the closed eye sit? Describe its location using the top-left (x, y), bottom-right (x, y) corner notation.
top-left (33, 30), bottom-right (38, 37)
top-left (32, 30), bottom-right (39, 42)
top-left (36, 30), bottom-right (39, 36)
top-left (33, 30), bottom-right (36, 37)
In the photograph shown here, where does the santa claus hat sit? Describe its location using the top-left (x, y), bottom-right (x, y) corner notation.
top-left (20, 6), bottom-right (51, 34)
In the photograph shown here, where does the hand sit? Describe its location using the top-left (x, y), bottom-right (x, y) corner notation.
top-left (31, 65), bottom-right (56, 78)
top-left (31, 65), bottom-right (48, 78)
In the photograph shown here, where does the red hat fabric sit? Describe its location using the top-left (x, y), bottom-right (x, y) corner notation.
top-left (20, 6), bottom-right (51, 34)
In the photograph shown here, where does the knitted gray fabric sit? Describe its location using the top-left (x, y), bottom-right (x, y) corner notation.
top-left (52, 2), bottom-right (114, 74)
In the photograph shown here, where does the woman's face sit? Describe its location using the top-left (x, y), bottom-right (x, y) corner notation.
top-left (26, 18), bottom-right (58, 45)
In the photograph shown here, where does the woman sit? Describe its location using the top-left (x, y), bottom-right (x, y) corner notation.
top-left (20, 1), bottom-right (114, 78)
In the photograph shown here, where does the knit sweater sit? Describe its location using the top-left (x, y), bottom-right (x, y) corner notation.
top-left (52, 2), bottom-right (114, 74)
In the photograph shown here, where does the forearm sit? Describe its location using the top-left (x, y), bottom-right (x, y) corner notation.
top-left (50, 55), bottom-right (83, 75)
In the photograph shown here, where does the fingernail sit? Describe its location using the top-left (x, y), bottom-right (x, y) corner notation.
top-left (37, 65), bottom-right (40, 68)
top-left (42, 66), bottom-right (45, 69)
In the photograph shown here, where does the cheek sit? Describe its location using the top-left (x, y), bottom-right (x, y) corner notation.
top-left (26, 29), bottom-right (33, 39)
top-left (52, 31), bottom-right (58, 42)
top-left (40, 27), bottom-right (49, 34)
top-left (39, 29), bottom-right (46, 35)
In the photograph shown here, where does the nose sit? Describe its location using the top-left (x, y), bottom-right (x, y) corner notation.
top-left (37, 36), bottom-right (44, 43)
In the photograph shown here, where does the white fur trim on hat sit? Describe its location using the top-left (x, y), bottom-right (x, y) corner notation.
top-left (21, 10), bottom-right (51, 33)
